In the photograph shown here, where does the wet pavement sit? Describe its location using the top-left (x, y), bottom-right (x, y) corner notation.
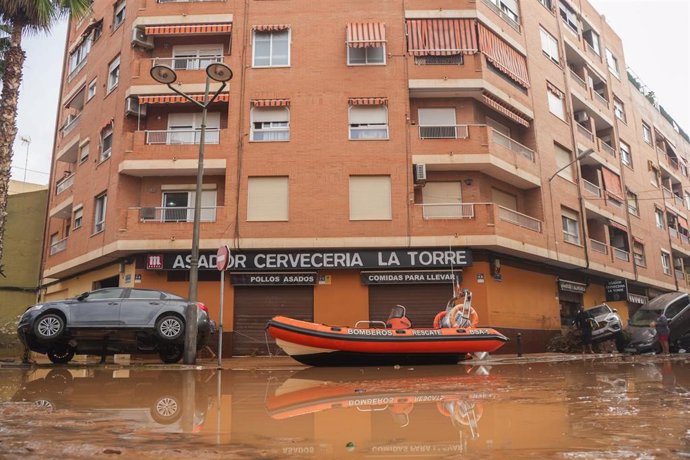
top-left (0, 354), bottom-right (689, 459)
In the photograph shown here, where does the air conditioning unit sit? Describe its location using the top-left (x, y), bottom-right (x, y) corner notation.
top-left (413, 164), bottom-right (427, 184)
top-left (574, 111), bottom-right (589, 123)
top-left (131, 27), bottom-right (154, 50)
top-left (125, 97), bottom-right (147, 117)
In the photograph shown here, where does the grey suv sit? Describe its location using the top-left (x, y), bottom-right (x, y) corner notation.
top-left (626, 292), bottom-right (690, 354)
top-left (17, 288), bottom-right (214, 364)
top-left (586, 303), bottom-right (624, 343)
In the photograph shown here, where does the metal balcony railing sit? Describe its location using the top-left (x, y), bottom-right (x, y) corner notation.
top-left (490, 129), bottom-right (535, 162)
top-left (612, 247), bottom-right (630, 262)
top-left (497, 206), bottom-right (542, 232)
top-left (590, 239), bottom-right (608, 254)
top-left (421, 203), bottom-right (475, 220)
top-left (593, 91), bottom-right (608, 107)
top-left (582, 179), bottom-right (601, 197)
top-left (480, 0), bottom-right (520, 32)
top-left (569, 69), bottom-right (587, 89)
top-left (145, 128), bottom-right (220, 145)
top-left (56, 173), bottom-right (75, 195)
top-left (576, 123), bottom-right (594, 142)
top-left (137, 206), bottom-right (220, 223)
top-left (597, 138), bottom-right (616, 157)
top-left (49, 237), bottom-right (68, 256)
top-left (61, 113), bottom-right (81, 137)
top-left (670, 227), bottom-right (678, 239)
top-left (418, 125), bottom-right (469, 140)
top-left (152, 55), bottom-right (224, 71)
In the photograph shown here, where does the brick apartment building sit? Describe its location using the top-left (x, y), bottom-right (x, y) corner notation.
top-left (41, 0), bottom-right (690, 354)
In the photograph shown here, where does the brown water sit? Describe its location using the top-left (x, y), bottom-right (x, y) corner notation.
top-left (1, 356), bottom-right (689, 459)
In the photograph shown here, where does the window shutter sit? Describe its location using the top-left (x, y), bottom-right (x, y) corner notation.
top-left (349, 106), bottom-right (387, 124)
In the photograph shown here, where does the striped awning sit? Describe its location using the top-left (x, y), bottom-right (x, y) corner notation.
top-left (346, 22), bottom-right (386, 48)
top-left (481, 92), bottom-right (530, 128)
top-left (406, 19), bottom-right (478, 56)
top-left (102, 118), bottom-right (114, 130)
top-left (478, 23), bottom-right (530, 89)
top-left (546, 81), bottom-right (564, 98)
top-left (253, 24), bottom-right (290, 32)
top-left (608, 219), bottom-right (627, 232)
top-left (69, 18), bottom-right (103, 54)
top-left (138, 93), bottom-right (230, 104)
top-left (251, 99), bottom-right (290, 107)
top-left (144, 23), bottom-right (232, 36)
top-left (348, 97), bottom-right (388, 106)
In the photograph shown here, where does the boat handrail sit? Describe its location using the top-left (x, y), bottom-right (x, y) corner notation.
top-left (354, 320), bottom-right (388, 329)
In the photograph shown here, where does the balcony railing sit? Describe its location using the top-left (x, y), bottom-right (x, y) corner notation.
top-left (674, 194), bottom-right (685, 209)
top-left (497, 206), bottom-right (541, 232)
top-left (584, 41), bottom-right (600, 59)
top-left (662, 187), bottom-right (673, 200)
top-left (670, 227), bottom-right (679, 239)
top-left (145, 128), bottom-right (220, 145)
top-left (633, 254), bottom-right (646, 267)
top-left (136, 206), bottom-right (220, 223)
top-left (590, 239), bottom-right (608, 254)
top-left (67, 58), bottom-right (87, 82)
top-left (576, 123), bottom-right (594, 142)
top-left (582, 179), bottom-right (602, 197)
top-left (597, 138), bottom-right (616, 157)
top-left (612, 247), bottom-right (630, 262)
top-left (681, 233), bottom-right (689, 245)
top-left (675, 269), bottom-right (684, 281)
top-left (563, 232), bottom-right (581, 245)
top-left (152, 55), bottom-right (224, 71)
top-left (55, 173), bottom-right (75, 195)
top-left (49, 237), bottom-right (68, 256)
top-left (569, 68), bottom-right (587, 89)
top-left (593, 91), bottom-right (608, 107)
top-left (418, 125), bottom-right (469, 140)
top-left (61, 113), bottom-right (81, 137)
top-left (480, 0), bottom-right (521, 32)
top-left (421, 203), bottom-right (475, 220)
top-left (490, 129), bottom-right (535, 162)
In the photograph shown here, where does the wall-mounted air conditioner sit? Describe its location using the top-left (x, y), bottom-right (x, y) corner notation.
top-left (125, 97), bottom-right (147, 117)
top-left (413, 164), bottom-right (427, 184)
top-left (131, 27), bottom-right (154, 50)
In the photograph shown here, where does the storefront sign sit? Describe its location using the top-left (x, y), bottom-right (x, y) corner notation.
top-left (230, 272), bottom-right (317, 286)
top-left (148, 248), bottom-right (472, 271)
top-left (558, 279), bottom-right (587, 294)
top-left (627, 293), bottom-right (648, 305)
top-left (605, 279), bottom-right (628, 301)
top-left (360, 270), bottom-right (461, 285)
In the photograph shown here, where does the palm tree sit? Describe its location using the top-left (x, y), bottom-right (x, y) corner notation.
top-left (0, 0), bottom-right (90, 277)
top-left (0, 24), bottom-right (11, 78)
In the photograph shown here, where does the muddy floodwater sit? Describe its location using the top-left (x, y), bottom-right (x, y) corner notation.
top-left (1, 355), bottom-right (689, 459)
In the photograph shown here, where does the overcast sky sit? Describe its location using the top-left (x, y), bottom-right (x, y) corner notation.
top-left (9, 0), bottom-right (690, 185)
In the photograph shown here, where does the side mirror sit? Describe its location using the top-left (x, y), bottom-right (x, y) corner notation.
top-left (77, 292), bottom-right (89, 301)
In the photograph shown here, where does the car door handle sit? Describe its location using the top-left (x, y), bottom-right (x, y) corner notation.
top-left (108, 302), bottom-right (118, 305)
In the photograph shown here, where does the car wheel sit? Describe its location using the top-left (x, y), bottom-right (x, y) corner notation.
top-left (150, 395), bottom-right (182, 424)
top-left (34, 400), bottom-right (56, 411)
top-left (47, 346), bottom-right (75, 364)
top-left (46, 368), bottom-right (73, 384)
top-left (156, 315), bottom-right (184, 341)
top-left (34, 313), bottom-right (65, 341)
top-left (159, 344), bottom-right (184, 364)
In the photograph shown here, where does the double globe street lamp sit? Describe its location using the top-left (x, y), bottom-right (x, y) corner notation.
top-left (150, 61), bottom-right (233, 364)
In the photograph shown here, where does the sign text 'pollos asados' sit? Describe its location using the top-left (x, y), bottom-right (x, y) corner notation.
top-left (149, 248), bottom-right (472, 271)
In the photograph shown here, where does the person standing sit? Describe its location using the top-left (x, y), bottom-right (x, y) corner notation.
top-left (651, 311), bottom-right (671, 355)
top-left (574, 306), bottom-right (595, 354)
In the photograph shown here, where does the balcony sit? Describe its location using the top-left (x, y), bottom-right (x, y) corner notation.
top-left (590, 238), bottom-right (608, 255)
top-left (49, 196), bottom-right (73, 220)
top-left (420, 203), bottom-right (474, 220)
top-left (60, 113), bottom-right (81, 138)
top-left (55, 173), bottom-right (75, 195)
top-left (56, 136), bottom-right (81, 164)
top-left (133, 206), bottom-right (221, 223)
top-left (588, 239), bottom-right (632, 272)
top-left (121, 206), bottom-right (229, 239)
top-left (135, 55), bottom-right (231, 86)
top-left (569, 68), bottom-right (587, 91)
top-left (49, 237), bottom-right (68, 256)
top-left (152, 55), bottom-right (223, 70)
top-left (582, 179), bottom-right (601, 198)
top-left (145, 129), bottom-right (220, 145)
top-left (411, 125), bottom-right (540, 189)
top-left (593, 91), bottom-right (608, 108)
top-left (597, 138), bottom-right (616, 158)
top-left (576, 123), bottom-right (594, 143)
top-left (497, 206), bottom-right (542, 233)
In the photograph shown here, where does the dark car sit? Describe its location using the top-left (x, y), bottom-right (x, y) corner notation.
top-left (17, 288), bottom-right (214, 364)
top-left (626, 292), bottom-right (690, 354)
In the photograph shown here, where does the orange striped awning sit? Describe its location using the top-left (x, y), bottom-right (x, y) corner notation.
top-left (251, 99), bottom-right (290, 107)
top-left (481, 92), bottom-right (530, 128)
top-left (144, 23), bottom-right (232, 36)
top-left (252, 24), bottom-right (290, 32)
top-left (138, 93), bottom-right (230, 104)
top-left (346, 22), bottom-right (386, 48)
top-left (478, 23), bottom-right (530, 89)
top-left (348, 97), bottom-right (388, 106)
top-left (546, 81), bottom-right (564, 98)
top-left (406, 19), bottom-right (478, 56)
top-left (608, 219), bottom-right (627, 232)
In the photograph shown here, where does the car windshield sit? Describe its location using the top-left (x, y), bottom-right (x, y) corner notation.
top-left (629, 309), bottom-right (662, 327)
top-left (587, 305), bottom-right (610, 316)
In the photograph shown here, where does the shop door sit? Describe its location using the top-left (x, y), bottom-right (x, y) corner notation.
top-left (233, 286), bottom-right (313, 356)
top-left (369, 284), bottom-right (454, 328)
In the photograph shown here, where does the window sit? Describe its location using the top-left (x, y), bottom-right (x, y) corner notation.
top-left (642, 122), bottom-right (652, 144)
top-left (250, 107), bottom-right (289, 141)
top-left (79, 141), bottom-right (90, 163)
top-left (421, 181), bottom-right (463, 219)
top-left (172, 45), bottom-right (223, 70)
top-left (554, 143), bottom-right (574, 181)
top-left (350, 175), bottom-right (391, 220)
top-left (547, 83), bottom-right (566, 120)
top-left (539, 28), bottom-right (559, 64)
top-left (253, 29), bottom-right (290, 67)
top-left (561, 207), bottom-right (580, 244)
top-left (539, 0), bottom-right (553, 10)
top-left (88, 288), bottom-right (124, 300)
top-left (605, 49), bottom-right (619, 77)
top-left (626, 190), bottom-right (638, 216)
top-left (113, 0), bottom-right (126, 29)
top-left (650, 165), bottom-right (660, 187)
top-left (583, 28), bottom-right (600, 56)
top-left (247, 176), bottom-right (289, 221)
top-left (655, 208), bottom-right (664, 229)
top-left (349, 105), bottom-right (389, 140)
top-left (347, 31), bottom-right (386, 66)
top-left (73, 206), bottom-right (83, 229)
top-left (559, 2), bottom-right (578, 33)
top-left (100, 126), bottom-right (113, 161)
top-left (620, 140), bottom-right (632, 167)
top-left (167, 112), bottom-right (221, 144)
top-left (107, 56), bottom-right (120, 92)
top-left (87, 78), bottom-right (97, 101)
top-left (613, 97), bottom-right (626, 122)
top-left (418, 108), bottom-right (457, 139)
top-left (162, 189), bottom-right (217, 222)
top-left (487, 0), bottom-right (520, 25)
top-left (68, 35), bottom-right (91, 78)
top-left (94, 193), bottom-right (107, 233)
top-left (129, 289), bottom-right (164, 300)
top-left (661, 251), bottom-right (672, 275)
top-left (633, 241), bottom-right (646, 267)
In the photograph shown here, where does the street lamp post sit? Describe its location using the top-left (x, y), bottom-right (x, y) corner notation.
top-left (151, 62), bottom-right (233, 364)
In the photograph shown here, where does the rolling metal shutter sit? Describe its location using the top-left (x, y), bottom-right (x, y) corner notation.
top-left (368, 284), bottom-right (455, 328)
top-left (233, 286), bottom-right (313, 356)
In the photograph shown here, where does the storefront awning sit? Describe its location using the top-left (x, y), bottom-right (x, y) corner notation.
top-left (628, 293), bottom-right (648, 305)
top-left (406, 19), bottom-right (478, 56)
top-left (348, 97), bottom-right (387, 106)
top-left (138, 93), bottom-right (230, 104)
top-left (478, 23), bottom-right (529, 89)
top-left (481, 92), bottom-right (530, 127)
top-left (347, 22), bottom-right (386, 48)
top-left (144, 23), bottom-right (232, 36)
top-left (251, 99), bottom-right (290, 107)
